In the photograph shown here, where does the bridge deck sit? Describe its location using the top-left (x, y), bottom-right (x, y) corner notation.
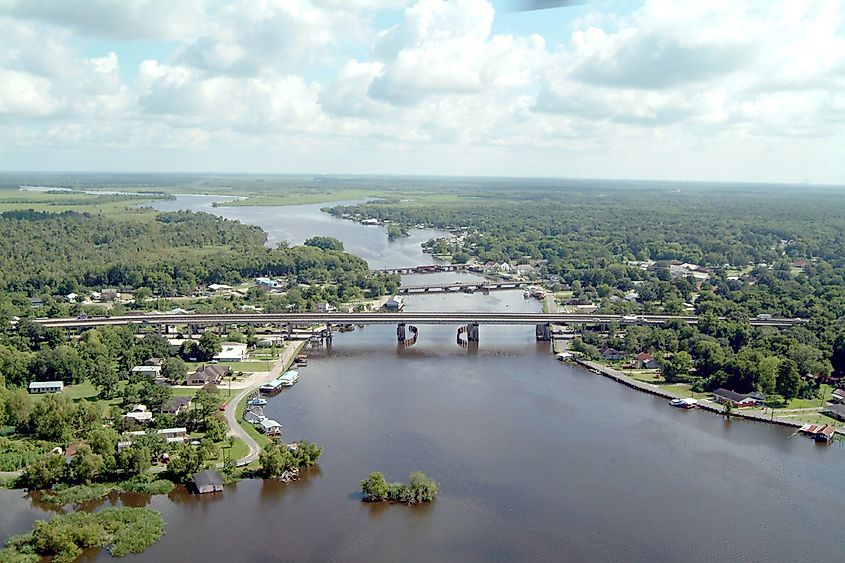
top-left (30, 312), bottom-right (806, 329)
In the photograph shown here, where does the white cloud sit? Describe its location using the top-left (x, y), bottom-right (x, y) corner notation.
top-left (0, 0), bottom-right (842, 183)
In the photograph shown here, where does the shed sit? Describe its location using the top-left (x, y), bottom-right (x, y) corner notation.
top-left (28, 381), bottom-right (64, 394)
top-left (193, 470), bottom-right (225, 494)
top-left (259, 418), bottom-right (283, 436)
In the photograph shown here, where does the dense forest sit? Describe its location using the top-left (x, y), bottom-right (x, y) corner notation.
top-left (0, 209), bottom-right (396, 308)
top-left (328, 186), bottom-right (845, 398)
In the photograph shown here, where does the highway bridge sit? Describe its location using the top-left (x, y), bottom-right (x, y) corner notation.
top-left (398, 281), bottom-right (521, 294)
top-left (377, 264), bottom-right (472, 275)
top-left (31, 312), bottom-right (806, 330)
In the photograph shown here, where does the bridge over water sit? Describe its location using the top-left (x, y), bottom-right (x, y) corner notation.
top-left (31, 312), bottom-right (806, 343)
top-left (398, 281), bottom-right (521, 294)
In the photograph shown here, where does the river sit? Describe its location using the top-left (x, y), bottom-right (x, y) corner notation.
top-left (2, 196), bottom-right (845, 561)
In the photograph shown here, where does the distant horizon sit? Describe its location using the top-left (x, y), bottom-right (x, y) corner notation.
top-left (1, 170), bottom-right (843, 190)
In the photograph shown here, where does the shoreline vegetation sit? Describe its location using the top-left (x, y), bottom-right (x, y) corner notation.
top-left (0, 507), bottom-right (164, 561)
top-left (361, 471), bottom-right (437, 504)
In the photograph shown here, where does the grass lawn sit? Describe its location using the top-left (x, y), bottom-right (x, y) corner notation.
top-left (774, 412), bottom-right (841, 426)
top-left (227, 361), bottom-right (273, 372)
top-left (622, 369), bottom-right (664, 384)
top-left (658, 383), bottom-right (709, 400)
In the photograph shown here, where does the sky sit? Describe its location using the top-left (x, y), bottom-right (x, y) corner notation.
top-left (0, 0), bottom-right (843, 184)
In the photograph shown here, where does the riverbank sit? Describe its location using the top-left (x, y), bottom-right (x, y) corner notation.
top-left (224, 339), bottom-right (307, 465)
top-left (571, 358), bottom-right (837, 432)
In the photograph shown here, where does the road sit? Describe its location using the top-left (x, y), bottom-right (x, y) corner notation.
top-left (224, 340), bottom-right (305, 465)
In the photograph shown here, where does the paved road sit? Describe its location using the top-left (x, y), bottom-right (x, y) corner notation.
top-left (224, 340), bottom-right (305, 465)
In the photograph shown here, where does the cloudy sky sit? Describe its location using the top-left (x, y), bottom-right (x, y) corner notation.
top-left (1, 0), bottom-right (843, 184)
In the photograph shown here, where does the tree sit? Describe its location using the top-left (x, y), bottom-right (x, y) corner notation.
top-left (161, 357), bottom-right (187, 385)
top-left (361, 471), bottom-right (388, 501)
top-left (757, 356), bottom-right (780, 395)
top-left (205, 417), bottom-right (227, 443)
top-left (168, 444), bottom-right (205, 483)
top-left (22, 453), bottom-right (65, 489)
top-left (197, 332), bottom-right (221, 362)
top-left (661, 351), bottom-right (693, 383)
top-left (833, 332), bottom-right (845, 377)
top-left (776, 359), bottom-right (801, 401)
top-left (304, 236), bottom-right (344, 252)
top-left (29, 394), bottom-right (77, 442)
top-left (179, 340), bottom-right (199, 361)
top-left (67, 445), bottom-right (104, 484)
top-left (116, 445), bottom-right (151, 477)
top-left (258, 442), bottom-right (294, 478)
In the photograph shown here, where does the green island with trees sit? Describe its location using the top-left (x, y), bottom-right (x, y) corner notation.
top-left (0, 506), bottom-right (164, 562)
top-left (360, 471), bottom-right (438, 504)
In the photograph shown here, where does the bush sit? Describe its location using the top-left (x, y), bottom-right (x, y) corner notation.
top-left (361, 471), bottom-right (438, 504)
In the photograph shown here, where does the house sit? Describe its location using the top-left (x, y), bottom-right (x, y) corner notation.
top-left (66, 292), bottom-right (78, 303)
top-left (131, 365), bottom-right (162, 378)
top-left (187, 364), bottom-right (230, 386)
top-left (824, 404), bottom-right (845, 422)
top-left (144, 358), bottom-right (165, 367)
top-left (28, 381), bottom-right (64, 394)
top-left (119, 427), bottom-right (188, 451)
top-left (316, 302), bottom-right (337, 313)
top-left (258, 418), bottom-right (283, 436)
top-left (159, 396), bottom-right (192, 415)
top-left (800, 423), bottom-right (837, 443)
top-left (213, 343), bottom-right (248, 363)
top-left (601, 348), bottom-right (626, 361)
top-left (193, 470), bottom-right (225, 494)
top-left (28, 297), bottom-right (44, 308)
top-left (64, 440), bottom-right (85, 462)
top-left (124, 404), bottom-right (154, 424)
top-left (256, 277), bottom-right (279, 288)
top-left (711, 388), bottom-right (764, 408)
top-left (383, 295), bottom-right (404, 311)
top-left (516, 264), bottom-right (536, 276)
top-left (207, 283), bottom-right (232, 292)
top-left (244, 409), bottom-right (265, 424)
top-left (830, 388), bottom-right (845, 404)
top-left (634, 352), bottom-right (659, 369)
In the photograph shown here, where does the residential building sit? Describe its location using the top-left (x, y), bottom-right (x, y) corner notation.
top-left (259, 418), bottom-right (283, 436)
top-left (601, 348), bottom-right (626, 361)
top-left (824, 404), bottom-right (845, 422)
top-left (187, 364), bottom-right (230, 386)
top-left (28, 381), bottom-right (64, 394)
top-left (634, 352), bottom-right (659, 369)
top-left (830, 388), bottom-right (845, 404)
top-left (214, 343), bottom-right (248, 363)
top-left (193, 470), bottom-right (225, 494)
top-left (159, 396), bottom-right (192, 415)
top-left (124, 404), bottom-right (154, 424)
top-left (711, 388), bottom-right (764, 408)
top-left (383, 295), bottom-right (404, 311)
top-left (131, 365), bottom-right (162, 378)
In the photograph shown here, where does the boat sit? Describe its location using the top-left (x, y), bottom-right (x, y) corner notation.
top-left (247, 397), bottom-right (267, 406)
top-left (279, 370), bottom-right (299, 387)
top-left (670, 398), bottom-right (698, 409)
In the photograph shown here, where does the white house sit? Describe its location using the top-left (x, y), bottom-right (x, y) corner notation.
top-left (259, 418), bottom-right (283, 436)
top-left (214, 342), bottom-right (248, 362)
top-left (124, 404), bottom-right (154, 424)
top-left (28, 381), bottom-right (64, 394)
top-left (256, 277), bottom-right (279, 288)
top-left (316, 302), bottom-right (337, 313)
top-left (130, 365), bottom-right (162, 378)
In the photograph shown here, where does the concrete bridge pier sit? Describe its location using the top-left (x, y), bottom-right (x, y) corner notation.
top-left (535, 323), bottom-right (551, 341)
top-left (466, 322), bottom-right (480, 342)
top-left (397, 323), bottom-right (406, 342)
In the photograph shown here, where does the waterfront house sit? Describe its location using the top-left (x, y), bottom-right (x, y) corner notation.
top-left (711, 388), bottom-right (763, 408)
top-left (634, 352), bottom-right (659, 369)
top-left (27, 381), bottom-right (64, 394)
top-left (213, 342), bottom-right (248, 362)
top-left (244, 408), bottom-right (265, 424)
top-left (193, 470), bottom-right (225, 494)
top-left (800, 423), bottom-right (837, 443)
top-left (188, 364), bottom-right (230, 386)
top-left (830, 388), bottom-right (845, 404)
top-left (601, 348), bottom-right (626, 361)
top-left (259, 418), bottom-right (283, 436)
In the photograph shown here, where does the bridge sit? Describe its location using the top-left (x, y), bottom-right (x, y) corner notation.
top-left (398, 281), bottom-right (521, 294)
top-left (30, 312), bottom-right (806, 345)
top-left (377, 263), bottom-right (472, 275)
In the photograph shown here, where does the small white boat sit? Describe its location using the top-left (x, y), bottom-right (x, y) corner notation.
top-left (670, 398), bottom-right (698, 409)
top-left (248, 397), bottom-right (267, 406)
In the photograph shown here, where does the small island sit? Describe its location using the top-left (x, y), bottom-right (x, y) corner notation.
top-left (361, 471), bottom-right (437, 504)
top-left (386, 223), bottom-right (410, 240)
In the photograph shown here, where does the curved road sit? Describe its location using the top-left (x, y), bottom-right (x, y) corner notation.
top-left (224, 340), bottom-right (305, 465)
